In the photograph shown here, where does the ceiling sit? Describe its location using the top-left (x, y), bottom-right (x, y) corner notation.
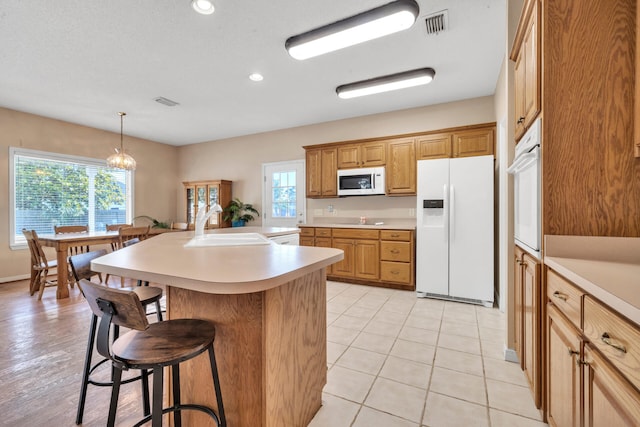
top-left (0, 1), bottom-right (506, 146)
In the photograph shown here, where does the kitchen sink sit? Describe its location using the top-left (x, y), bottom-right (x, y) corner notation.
top-left (184, 232), bottom-right (272, 248)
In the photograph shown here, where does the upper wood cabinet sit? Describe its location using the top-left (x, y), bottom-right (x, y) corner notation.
top-left (183, 180), bottom-right (232, 228)
top-left (337, 141), bottom-right (386, 169)
top-left (452, 126), bottom-right (495, 158)
top-left (416, 133), bottom-right (452, 160)
top-left (511, 0), bottom-right (540, 142)
top-left (306, 147), bottom-right (337, 198)
top-left (636, 2), bottom-right (640, 157)
top-left (416, 124), bottom-right (494, 160)
top-left (386, 137), bottom-right (416, 195)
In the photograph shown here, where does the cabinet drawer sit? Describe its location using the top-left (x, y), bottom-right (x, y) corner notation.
top-left (380, 261), bottom-right (411, 284)
top-left (380, 242), bottom-right (411, 262)
top-left (299, 236), bottom-right (315, 247)
top-left (380, 230), bottom-right (412, 241)
top-left (315, 228), bottom-right (332, 237)
top-left (332, 228), bottom-right (379, 240)
top-left (299, 227), bottom-right (315, 237)
top-left (547, 269), bottom-right (584, 328)
top-left (583, 296), bottom-right (640, 391)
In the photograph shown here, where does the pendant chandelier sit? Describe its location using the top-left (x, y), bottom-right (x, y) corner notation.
top-left (106, 112), bottom-right (137, 171)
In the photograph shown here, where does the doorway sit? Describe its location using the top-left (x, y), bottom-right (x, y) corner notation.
top-left (262, 160), bottom-right (305, 227)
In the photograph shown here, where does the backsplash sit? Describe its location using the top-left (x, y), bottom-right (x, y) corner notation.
top-left (306, 195), bottom-right (416, 226)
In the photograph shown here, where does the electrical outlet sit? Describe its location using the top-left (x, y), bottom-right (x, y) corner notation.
top-left (332, 209), bottom-right (338, 216)
top-left (327, 205), bottom-right (334, 213)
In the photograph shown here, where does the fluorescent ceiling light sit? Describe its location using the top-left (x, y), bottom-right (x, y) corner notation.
top-left (285, 0), bottom-right (419, 60)
top-left (192, 0), bottom-right (214, 15)
top-left (336, 67), bottom-right (436, 99)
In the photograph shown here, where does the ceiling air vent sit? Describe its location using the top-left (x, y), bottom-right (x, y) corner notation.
top-left (154, 96), bottom-right (180, 107)
top-left (424, 10), bottom-right (448, 35)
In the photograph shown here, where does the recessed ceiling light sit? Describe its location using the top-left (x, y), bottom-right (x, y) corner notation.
top-left (249, 73), bottom-right (264, 82)
top-left (191, 0), bottom-right (214, 15)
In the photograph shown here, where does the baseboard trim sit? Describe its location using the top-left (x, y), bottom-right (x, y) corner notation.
top-left (0, 274), bottom-right (29, 284)
top-left (504, 347), bottom-right (519, 364)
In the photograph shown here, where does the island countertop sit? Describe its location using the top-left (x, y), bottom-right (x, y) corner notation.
top-left (91, 230), bottom-right (343, 295)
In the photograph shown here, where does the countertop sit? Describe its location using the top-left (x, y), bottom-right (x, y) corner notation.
top-left (544, 235), bottom-right (640, 325)
top-left (91, 231), bottom-right (342, 295)
top-left (299, 223), bottom-right (416, 230)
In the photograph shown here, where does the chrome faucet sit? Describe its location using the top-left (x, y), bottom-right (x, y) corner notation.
top-left (194, 203), bottom-right (223, 238)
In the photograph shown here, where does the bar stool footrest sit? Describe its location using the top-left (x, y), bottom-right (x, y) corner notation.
top-left (131, 404), bottom-right (223, 427)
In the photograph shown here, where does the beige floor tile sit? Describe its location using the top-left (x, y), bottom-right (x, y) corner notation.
top-left (483, 357), bottom-right (528, 387)
top-left (381, 301), bottom-right (415, 315)
top-left (414, 297), bottom-right (446, 310)
top-left (440, 320), bottom-right (479, 338)
top-left (379, 355), bottom-right (432, 389)
top-left (335, 347), bottom-right (386, 375)
top-left (351, 331), bottom-right (396, 354)
top-left (353, 406), bottom-right (418, 427)
top-left (429, 367), bottom-right (487, 405)
top-left (365, 377), bottom-right (426, 423)
top-left (332, 314), bottom-right (370, 331)
top-left (390, 339), bottom-right (436, 365)
top-left (363, 319), bottom-right (403, 337)
top-left (434, 347), bottom-right (484, 377)
top-left (330, 294), bottom-right (361, 306)
top-left (373, 309), bottom-right (408, 325)
top-left (309, 393), bottom-right (360, 427)
top-left (489, 409), bottom-right (548, 427)
top-left (327, 325), bottom-right (360, 346)
top-left (324, 365), bottom-right (376, 403)
top-left (341, 285), bottom-right (371, 298)
top-left (479, 325), bottom-right (505, 343)
top-left (398, 325), bottom-right (439, 346)
top-left (327, 301), bottom-right (351, 315)
top-left (481, 341), bottom-right (507, 360)
top-left (423, 392), bottom-right (490, 427)
top-left (476, 312), bottom-right (506, 330)
top-left (405, 313), bottom-right (442, 330)
top-left (327, 341), bottom-right (348, 364)
top-left (326, 311), bottom-right (340, 326)
top-left (442, 310), bottom-right (478, 325)
top-left (437, 333), bottom-right (481, 355)
top-left (444, 301), bottom-right (477, 314)
top-left (343, 305), bottom-right (378, 319)
top-left (354, 294), bottom-right (388, 310)
top-left (486, 379), bottom-right (543, 421)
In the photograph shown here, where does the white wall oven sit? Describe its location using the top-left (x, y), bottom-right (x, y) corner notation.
top-left (508, 118), bottom-right (541, 258)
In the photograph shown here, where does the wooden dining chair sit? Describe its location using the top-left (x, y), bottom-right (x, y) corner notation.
top-left (54, 224), bottom-right (98, 286)
top-left (22, 229), bottom-right (58, 300)
top-left (106, 226), bottom-right (150, 287)
top-left (105, 223), bottom-right (132, 251)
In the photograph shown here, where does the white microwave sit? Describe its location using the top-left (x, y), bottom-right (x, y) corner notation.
top-left (337, 167), bottom-right (386, 196)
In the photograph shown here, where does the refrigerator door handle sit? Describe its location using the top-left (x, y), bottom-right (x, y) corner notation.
top-left (443, 184), bottom-right (449, 242)
top-left (450, 185), bottom-right (455, 241)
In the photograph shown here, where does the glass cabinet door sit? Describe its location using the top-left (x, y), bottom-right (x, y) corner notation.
top-left (185, 186), bottom-right (195, 224)
top-left (208, 185), bottom-right (220, 226)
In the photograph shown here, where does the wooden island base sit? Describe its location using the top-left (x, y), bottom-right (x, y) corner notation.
top-left (166, 269), bottom-right (327, 427)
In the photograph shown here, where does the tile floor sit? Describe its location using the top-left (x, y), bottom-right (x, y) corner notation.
top-left (309, 281), bottom-right (548, 427)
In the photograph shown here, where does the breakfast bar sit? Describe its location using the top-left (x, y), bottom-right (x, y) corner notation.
top-left (91, 231), bottom-right (343, 427)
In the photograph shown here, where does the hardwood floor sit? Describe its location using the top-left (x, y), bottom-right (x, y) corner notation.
top-left (0, 278), bottom-right (172, 426)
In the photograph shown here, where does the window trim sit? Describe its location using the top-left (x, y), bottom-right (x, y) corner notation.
top-left (9, 147), bottom-right (134, 250)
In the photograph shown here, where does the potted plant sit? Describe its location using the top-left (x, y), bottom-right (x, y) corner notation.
top-left (222, 198), bottom-right (259, 227)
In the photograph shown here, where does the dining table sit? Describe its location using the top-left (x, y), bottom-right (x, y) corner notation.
top-left (37, 228), bottom-right (169, 299)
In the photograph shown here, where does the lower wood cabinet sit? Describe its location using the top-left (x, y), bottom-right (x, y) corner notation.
top-left (545, 267), bottom-right (640, 427)
top-left (299, 226), bottom-right (415, 290)
top-left (514, 245), bottom-right (542, 409)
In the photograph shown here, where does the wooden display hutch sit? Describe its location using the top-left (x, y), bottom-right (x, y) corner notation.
top-left (182, 180), bottom-right (232, 229)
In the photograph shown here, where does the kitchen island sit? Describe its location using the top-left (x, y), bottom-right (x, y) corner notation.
top-left (91, 231), bottom-right (343, 427)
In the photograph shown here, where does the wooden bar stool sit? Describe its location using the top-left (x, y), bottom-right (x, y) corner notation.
top-left (69, 250), bottom-right (164, 425)
top-left (78, 279), bottom-right (226, 427)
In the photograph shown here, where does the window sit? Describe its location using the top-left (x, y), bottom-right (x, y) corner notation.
top-left (10, 147), bottom-right (133, 249)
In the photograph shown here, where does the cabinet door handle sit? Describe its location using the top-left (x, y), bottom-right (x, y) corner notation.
top-left (552, 291), bottom-right (568, 301)
top-left (390, 270), bottom-right (399, 275)
top-left (390, 249), bottom-right (400, 254)
top-left (576, 359), bottom-right (589, 366)
top-left (601, 332), bottom-right (627, 353)
top-left (390, 233), bottom-right (400, 237)
top-left (517, 116), bottom-right (525, 124)
top-left (567, 347), bottom-right (579, 356)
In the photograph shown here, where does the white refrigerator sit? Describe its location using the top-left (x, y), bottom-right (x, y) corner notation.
top-left (416, 155), bottom-right (494, 306)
